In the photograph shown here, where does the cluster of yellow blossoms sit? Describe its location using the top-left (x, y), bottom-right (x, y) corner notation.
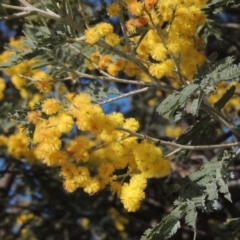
top-left (26, 92), bottom-right (170, 211)
top-left (0, 37), bottom-right (170, 212)
top-left (0, 38), bottom-right (55, 165)
top-left (84, 0), bottom-right (206, 83)
top-left (0, 126), bottom-right (37, 164)
top-left (0, 37), bottom-right (54, 105)
top-left (3, 0), bottom-right (239, 214)
top-left (0, 77), bottom-right (6, 100)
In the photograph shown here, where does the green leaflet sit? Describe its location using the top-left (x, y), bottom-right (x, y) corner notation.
top-left (214, 85), bottom-right (236, 111)
top-left (140, 205), bottom-right (184, 240)
top-left (199, 19), bottom-right (222, 46)
top-left (185, 202), bottom-right (197, 229)
top-left (191, 90), bottom-right (205, 116)
top-left (63, 0), bottom-right (75, 37)
top-left (193, 52), bottom-right (219, 84)
top-left (84, 81), bottom-right (121, 103)
top-left (175, 86), bottom-right (236, 146)
top-left (201, 56), bottom-right (240, 86)
top-left (175, 115), bottom-right (215, 145)
top-left (156, 84), bottom-right (200, 119)
top-left (203, 0), bottom-right (235, 14)
top-left (0, 49), bottom-right (46, 70)
top-left (193, 54), bottom-right (240, 94)
top-left (141, 151), bottom-right (235, 240)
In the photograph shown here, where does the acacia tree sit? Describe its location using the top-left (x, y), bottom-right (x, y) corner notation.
top-left (1, 0), bottom-right (240, 239)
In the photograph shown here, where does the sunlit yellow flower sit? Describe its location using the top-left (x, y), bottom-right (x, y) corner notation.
top-left (120, 174), bottom-right (147, 212)
top-left (84, 177), bottom-right (101, 195)
top-left (127, 0), bottom-right (143, 16)
top-left (27, 111), bottom-right (42, 125)
top-left (105, 33), bottom-right (121, 47)
top-left (97, 22), bottom-right (114, 36)
top-left (84, 27), bottom-right (101, 44)
top-left (107, 3), bottom-right (121, 17)
top-left (32, 71), bottom-right (52, 93)
top-left (42, 98), bottom-right (61, 115)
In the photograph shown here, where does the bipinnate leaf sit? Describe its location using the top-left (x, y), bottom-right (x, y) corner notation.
top-left (141, 150), bottom-right (234, 240)
top-left (156, 84), bottom-right (200, 118)
top-left (140, 206), bottom-right (185, 240)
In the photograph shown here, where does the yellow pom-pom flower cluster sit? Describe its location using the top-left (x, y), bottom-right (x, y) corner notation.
top-left (27, 92), bottom-right (171, 211)
top-left (32, 71), bottom-right (53, 93)
top-left (0, 37), bottom-right (54, 107)
top-left (0, 126), bottom-right (37, 164)
top-left (0, 77), bottom-right (6, 100)
top-left (84, 0), bottom-right (207, 84)
top-left (0, 38), bottom-right (38, 98)
top-left (84, 22), bottom-right (117, 45)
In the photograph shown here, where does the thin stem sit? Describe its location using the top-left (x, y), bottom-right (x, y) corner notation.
top-left (48, 50), bottom-right (156, 86)
top-left (70, 37), bottom-right (174, 92)
top-left (38, 0), bottom-right (48, 11)
top-left (217, 23), bottom-right (240, 29)
top-left (1, 3), bottom-right (26, 11)
top-left (165, 148), bottom-right (182, 158)
top-left (133, 29), bottom-right (148, 53)
top-left (116, 172), bottom-right (132, 179)
top-left (118, 1), bottom-right (132, 53)
top-left (68, 43), bottom-right (113, 79)
top-left (193, 229), bottom-right (197, 240)
top-left (78, 0), bottom-right (89, 29)
top-left (118, 127), bottom-right (240, 150)
top-left (50, 0), bottom-right (62, 16)
top-left (236, 148), bottom-right (240, 156)
top-left (0, 11), bottom-right (32, 20)
top-left (78, 71), bottom-right (154, 85)
top-left (1, 0), bottom-right (84, 33)
top-left (97, 40), bottom-right (155, 81)
top-left (166, 6), bottom-right (176, 37)
top-left (100, 87), bottom-right (149, 105)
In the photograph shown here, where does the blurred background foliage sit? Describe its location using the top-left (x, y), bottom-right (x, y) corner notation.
top-left (0, 0), bottom-right (240, 240)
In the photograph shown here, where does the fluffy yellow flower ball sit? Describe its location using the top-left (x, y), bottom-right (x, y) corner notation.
top-left (42, 98), bottom-right (61, 115)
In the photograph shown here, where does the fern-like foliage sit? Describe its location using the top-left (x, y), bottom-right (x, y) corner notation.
top-left (194, 53), bottom-right (240, 90)
top-left (194, 55), bottom-right (236, 85)
top-left (84, 81), bottom-right (120, 103)
top-left (174, 84), bottom-right (236, 146)
top-left (0, 25), bottom-right (66, 70)
top-left (141, 150), bottom-right (235, 240)
top-left (200, 0), bottom-right (236, 45)
top-left (156, 84), bottom-right (200, 119)
top-left (175, 115), bottom-right (216, 146)
top-left (157, 53), bottom-right (240, 126)
top-left (203, 0), bottom-right (235, 14)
